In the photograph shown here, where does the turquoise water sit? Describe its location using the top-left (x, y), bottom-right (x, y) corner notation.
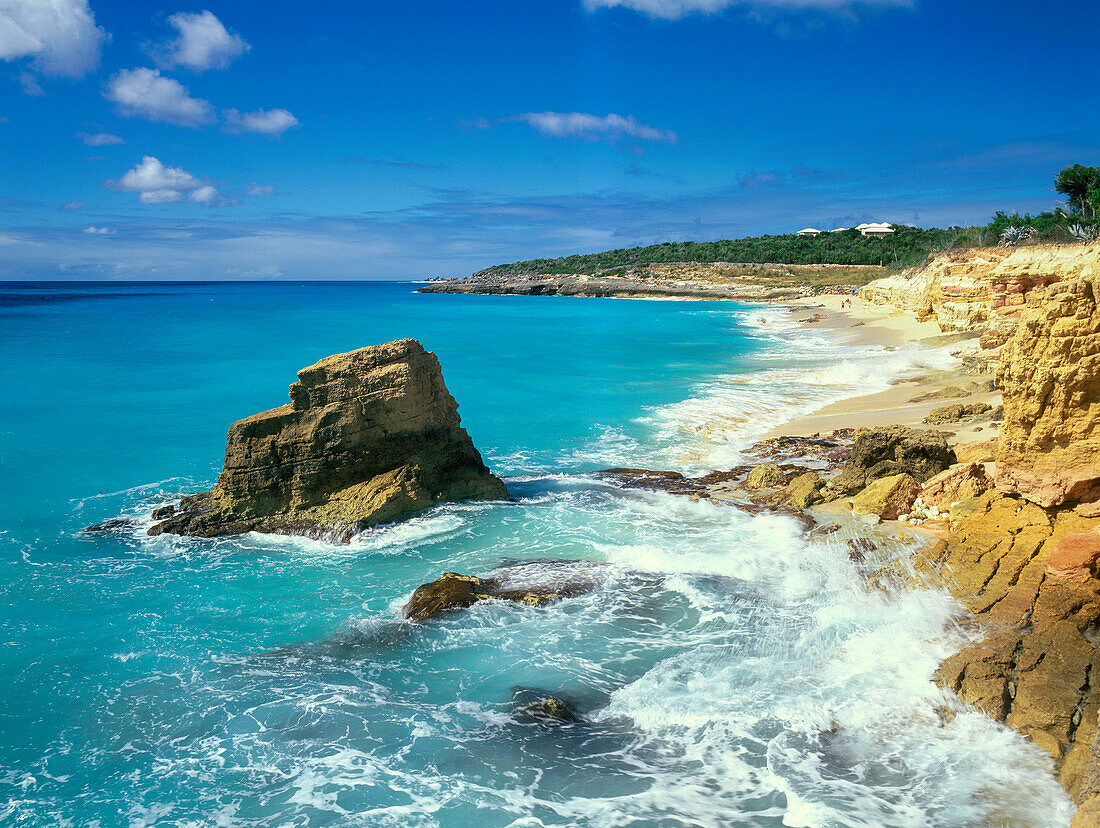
top-left (0, 283), bottom-right (1071, 826)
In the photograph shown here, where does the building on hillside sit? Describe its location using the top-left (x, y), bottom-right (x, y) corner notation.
top-left (796, 228), bottom-right (822, 237)
top-left (832, 227), bottom-right (850, 233)
top-left (856, 222), bottom-right (895, 238)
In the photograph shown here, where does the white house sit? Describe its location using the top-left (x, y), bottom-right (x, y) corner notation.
top-left (856, 222), bottom-right (895, 238)
top-left (796, 228), bottom-right (822, 237)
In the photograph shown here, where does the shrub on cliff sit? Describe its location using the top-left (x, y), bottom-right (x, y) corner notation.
top-left (1055, 164), bottom-right (1100, 223)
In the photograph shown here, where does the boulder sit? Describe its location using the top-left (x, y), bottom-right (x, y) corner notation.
top-left (403, 562), bottom-right (604, 621)
top-left (920, 462), bottom-right (994, 511)
top-left (148, 339), bottom-right (508, 541)
top-left (744, 463), bottom-right (785, 490)
top-left (785, 471), bottom-right (824, 508)
top-left (953, 439), bottom-right (996, 465)
top-left (831, 426), bottom-right (956, 495)
top-left (924, 402), bottom-right (993, 424)
top-left (850, 473), bottom-right (921, 520)
top-left (997, 276), bottom-right (1100, 512)
top-left (1048, 530), bottom-right (1100, 582)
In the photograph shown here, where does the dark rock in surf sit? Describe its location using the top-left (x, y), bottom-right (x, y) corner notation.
top-left (512, 689), bottom-right (582, 724)
top-left (403, 561), bottom-right (604, 621)
top-left (831, 426), bottom-right (956, 496)
top-left (83, 517), bottom-right (135, 532)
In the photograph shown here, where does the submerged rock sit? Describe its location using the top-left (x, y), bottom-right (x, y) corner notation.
top-left (83, 517), bottom-right (135, 532)
top-left (403, 561), bottom-right (604, 621)
top-left (831, 426), bottom-right (955, 496)
top-left (148, 339), bottom-right (507, 541)
top-left (511, 688), bottom-right (583, 724)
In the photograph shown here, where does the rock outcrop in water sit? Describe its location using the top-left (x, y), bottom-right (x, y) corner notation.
top-left (147, 339), bottom-right (507, 541)
top-left (996, 275), bottom-right (1100, 516)
top-left (403, 562), bottom-right (604, 620)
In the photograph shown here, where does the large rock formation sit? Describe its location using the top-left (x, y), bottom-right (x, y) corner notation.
top-left (148, 339), bottom-right (508, 541)
top-left (860, 243), bottom-right (1100, 351)
top-left (831, 425), bottom-right (955, 496)
top-left (922, 491), bottom-right (1100, 801)
top-left (996, 276), bottom-right (1100, 515)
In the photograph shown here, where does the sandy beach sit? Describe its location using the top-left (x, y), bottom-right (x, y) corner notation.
top-left (766, 293), bottom-right (1002, 445)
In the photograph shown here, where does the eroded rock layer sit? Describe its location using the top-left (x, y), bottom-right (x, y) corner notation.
top-left (149, 339), bottom-right (507, 540)
top-left (921, 491), bottom-right (1100, 800)
top-left (860, 243), bottom-right (1100, 351)
top-left (996, 276), bottom-right (1100, 514)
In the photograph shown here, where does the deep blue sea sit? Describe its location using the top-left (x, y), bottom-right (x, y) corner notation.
top-left (0, 282), bottom-right (1071, 826)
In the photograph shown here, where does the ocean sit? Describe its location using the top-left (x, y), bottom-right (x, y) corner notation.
top-left (0, 282), bottom-right (1072, 826)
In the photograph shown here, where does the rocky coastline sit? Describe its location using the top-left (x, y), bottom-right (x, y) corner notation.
top-left (430, 242), bottom-right (1100, 823)
top-left (416, 261), bottom-right (884, 302)
top-left (84, 243), bottom-right (1100, 822)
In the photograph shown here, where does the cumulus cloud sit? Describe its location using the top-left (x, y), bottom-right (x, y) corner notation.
top-left (222, 107), bottom-right (299, 135)
top-left (105, 68), bottom-right (214, 127)
top-left (505, 112), bottom-right (677, 144)
top-left (0, 0), bottom-right (106, 79)
top-left (83, 225), bottom-right (111, 234)
top-left (246, 182), bottom-right (274, 196)
top-left (107, 155), bottom-right (236, 206)
top-left (583, 0), bottom-right (909, 19)
top-left (153, 10), bottom-right (249, 72)
top-left (76, 130), bottom-right (123, 146)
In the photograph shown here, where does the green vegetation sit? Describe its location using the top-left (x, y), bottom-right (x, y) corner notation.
top-left (480, 165), bottom-right (1099, 277)
top-left (480, 226), bottom-right (955, 277)
top-left (1055, 165), bottom-right (1100, 223)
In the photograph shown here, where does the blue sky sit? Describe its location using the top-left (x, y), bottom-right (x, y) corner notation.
top-left (1, 0), bottom-right (1099, 279)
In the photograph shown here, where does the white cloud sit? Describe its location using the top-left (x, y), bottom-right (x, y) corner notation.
top-left (506, 112), bottom-right (677, 144)
top-left (105, 68), bottom-right (214, 127)
top-left (61, 200), bottom-right (85, 211)
top-left (153, 10), bottom-right (248, 72)
top-left (112, 155), bottom-right (200, 192)
top-left (222, 107), bottom-right (299, 136)
top-left (83, 225), bottom-right (111, 234)
top-left (106, 155), bottom-right (236, 206)
top-left (583, 0), bottom-right (909, 19)
top-left (189, 184), bottom-right (219, 203)
top-left (0, 0), bottom-right (106, 79)
top-left (246, 182), bottom-right (274, 196)
top-left (76, 130), bottom-right (123, 146)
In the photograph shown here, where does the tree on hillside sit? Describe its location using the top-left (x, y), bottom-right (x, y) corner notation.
top-left (1055, 165), bottom-right (1100, 222)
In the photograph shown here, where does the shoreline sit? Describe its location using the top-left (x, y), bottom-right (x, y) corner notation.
top-left (767, 293), bottom-right (1001, 443)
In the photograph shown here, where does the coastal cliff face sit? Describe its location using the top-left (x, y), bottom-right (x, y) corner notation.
top-left (860, 244), bottom-right (1100, 351)
top-left (149, 339), bottom-right (507, 541)
top-left (924, 492), bottom-right (1100, 800)
top-left (996, 276), bottom-right (1100, 515)
top-left (898, 266), bottom-right (1100, 820)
